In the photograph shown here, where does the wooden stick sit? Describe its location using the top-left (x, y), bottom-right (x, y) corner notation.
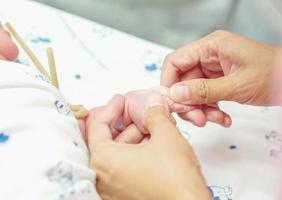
top-left (5, 22), bottom-right (88, 119)
top-left (47, 48), bottom-right (59, 88)
top-left (5, 22), bottom-right (50, 79)
top-left (70, 104), bottom-right (89, 118)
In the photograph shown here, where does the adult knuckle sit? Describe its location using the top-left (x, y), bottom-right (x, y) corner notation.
top-left (89, 145), bottom-right (108, 170)
top-left (89, 155), bottom-right (98, 170)
top-left (195, 79), bottom-right (209, 103)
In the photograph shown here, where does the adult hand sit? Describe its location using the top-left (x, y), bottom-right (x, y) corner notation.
top-left (87, 94), bottom-right (211, 200)
top-left (161, 30), bottom-right (282, 126)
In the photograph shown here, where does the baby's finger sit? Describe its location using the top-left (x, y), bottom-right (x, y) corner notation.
top-left (203, 105), bottom-right (232, 127)
top-left (179, 109), bottom-right (206, 127)
top-left (87, 94), bottom-right (125, 127)
top-left (114, 124), bottom-right (145, 144)
top-left (140, 135), bottom-right (150, 143)
top-left (223, 114), bottom-right (232, 127)
top-left (203, 106), bottom-right (224, 124)
top-left (169, 102), bottom-right (199, 113)
top-left (111, 128), bottom-right (121, 139)
top-left (87, 94), bottom-right (125, 150)
top-left (0, 25), bottom-right (18, 61)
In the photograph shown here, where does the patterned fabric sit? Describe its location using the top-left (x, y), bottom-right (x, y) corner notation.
top-left (0, 61), bottom-right (101, 200)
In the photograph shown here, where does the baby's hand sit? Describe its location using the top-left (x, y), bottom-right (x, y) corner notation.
top-left (81, 86), bottom-right (231, 143)
top-left (123, 86), bottom-right (231, 133)
top-left (0, 22), bottom-right (18, 61)
top-left (81, 88), bottom-right (191, 143)
top-left (122, 86), bottom-right (194, 133)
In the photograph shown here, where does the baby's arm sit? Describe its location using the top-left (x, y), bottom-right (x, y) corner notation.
top-left (0, 22), bottom-right (18, 61)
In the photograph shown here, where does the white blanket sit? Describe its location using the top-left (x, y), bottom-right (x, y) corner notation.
top-left (0, 61), bottom-right (101, 200)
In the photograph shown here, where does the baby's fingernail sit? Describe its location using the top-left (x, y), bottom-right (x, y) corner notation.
top-left (223, 116), bottom-right (232, 127)
top-left (170, 85), bottom-right (190, 102)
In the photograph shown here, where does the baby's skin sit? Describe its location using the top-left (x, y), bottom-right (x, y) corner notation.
top-left (123, 87), bottom-right (194, 133)
top-left (0, 24), bottom-right (230, 144)
top-left (84, 87), bottom-right (194, 142)
top-left (0, 23), bottom-right (18, 61)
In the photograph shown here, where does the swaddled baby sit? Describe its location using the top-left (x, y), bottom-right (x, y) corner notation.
top-left (0, 61), bottom-right (193, 200)
top-left (0, 23), bottom-right (197, 200)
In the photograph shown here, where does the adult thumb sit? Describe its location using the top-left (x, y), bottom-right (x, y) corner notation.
top-left (144, 106), bottom-right (180, 141)
top-left (169, 76), bottom-right (237, 104)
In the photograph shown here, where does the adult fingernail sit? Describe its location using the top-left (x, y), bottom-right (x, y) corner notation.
top-left (170, 85), bottom-right (190, 102)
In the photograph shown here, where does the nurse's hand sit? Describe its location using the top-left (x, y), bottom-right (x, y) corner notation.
top-left (87, 94), bottom-right (211, 200)
top-left (161, 30), bottom-right (282, 125)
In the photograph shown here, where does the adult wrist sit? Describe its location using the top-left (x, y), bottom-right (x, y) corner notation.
top-left (163, 178), bottom-right (212, 200)
top-left (173, 186), bottom-right (211, 200)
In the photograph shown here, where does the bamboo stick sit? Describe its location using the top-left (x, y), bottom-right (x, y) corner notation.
top-left (47, 48), bottom-right (59, 88)
top-left (5, 22), bottom-right (50, 79)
